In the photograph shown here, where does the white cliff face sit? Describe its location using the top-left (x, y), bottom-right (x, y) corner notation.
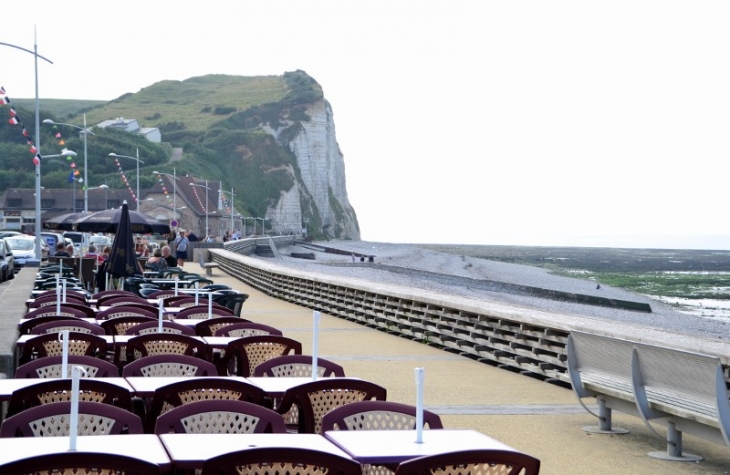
top-left (264, 99), bottom-right (360, 239)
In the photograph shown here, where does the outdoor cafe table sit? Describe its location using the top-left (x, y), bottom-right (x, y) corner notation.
top-left (123, 376), bottom-right (251, 398)
top-left (324, 429), bottom-right (520, 465)
top-left (159, 433), bottom-right (353, 471)
top-left (0, 435), bottom-right (171, 470)
top-left (0, 377), bottom-right (133, 402)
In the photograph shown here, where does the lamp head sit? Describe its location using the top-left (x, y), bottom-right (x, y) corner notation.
top-left (60, 149), bottom-right (78, 157)
top-left (42, 119), bottom-right (55, 124)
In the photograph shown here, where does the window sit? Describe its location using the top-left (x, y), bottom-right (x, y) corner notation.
top-left (75, 200), bottom-right (84, 210)
top-left (41, 199), bottom-right (54, 209)
top-left (107, 200), bottom-right (120, 209)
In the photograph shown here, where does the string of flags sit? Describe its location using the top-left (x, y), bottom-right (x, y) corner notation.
top-left (156, 175), bottom-right (172, 201)
top-left (114, 158), bottom-right (138, 204)
top-left (190, 185), bottom-right (206, 211)
top-left (0, 85), bottom-right (43, 165)
top-left (47, 124), bottom-right (83, 188)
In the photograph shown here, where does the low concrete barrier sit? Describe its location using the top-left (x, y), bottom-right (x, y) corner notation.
top-left (210, 249), bottom-right (730, 390)
top-left (0, 269), bottom-right (35, 377)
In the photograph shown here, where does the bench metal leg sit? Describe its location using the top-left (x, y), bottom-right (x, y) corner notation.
top-left (582, 397), bottom-right (630, 435)
top-left (647, 421), bottom-right (702, 462)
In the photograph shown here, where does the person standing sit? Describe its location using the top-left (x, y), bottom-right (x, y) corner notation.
top-left (173, 230), bottom-right (190, 267)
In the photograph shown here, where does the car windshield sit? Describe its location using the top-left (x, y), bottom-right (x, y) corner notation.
top-left (6, 239), bottom-right (34, 251)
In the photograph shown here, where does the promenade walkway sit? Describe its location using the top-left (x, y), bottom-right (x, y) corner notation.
top-left (210, 270), bottom-right (730, 475)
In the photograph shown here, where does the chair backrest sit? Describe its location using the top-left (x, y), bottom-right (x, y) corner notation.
top-left (202, 284), bottom-right (232, 291)
top-left (125, 333), bottom-right (208, 362)
top-left (19, 332), bottom-right (108, 365)
top-left (276, 378), bottom-right (387, 434)
top-left (223, 335), bottom-right (303, 377)
top-left (102, 296), bottom-right (154, 308)
top-left (29, 294), bottom-right (87, 307)
top-left (15, 354), bottom-right (120, 378)
top-left (121, 354), bottom-right (218, 377)
top-left (92, 289), bottom-right (137, 300)
top-left (24, 306), bottom-right (88, 320)
top-left (175, 298), bottom-right (227, 309)
top-left (213, 322), bottom-right (282, 338)
top-left (221, 294), bottom-right (249, 317)
top-left (177, 307), bottom-right (235, 321)
top-left (154, 399), bottom-right (286, 435)
top-left (19, 315), bottom-right (84, 335)
top-left (33, 289), bottom-right (89, 301)
top-left (100, 315), bottom-right (157, 335)
top-left (253, 355), bottom-right (346, 378)
top-left (96, 292), bottom-right (146, 308)
top-left (147, 290), bottom-right (177, 299)
top-left (0, 401), bottom-right (143, 437)
top-left (200, 447), bottom-right (361, 475)
top-left (393, 449), bottom-right (541, 475)
top-left (321, 400), bottom-right (443, 433)
top-left (97, 306), bottom-right (157, 321)
top-left (0, 452), bottom-right (160, 475)
top-left (160, 295), bottom-right (194, 306)
top-left (6, 378), bottom-right (133, 417)
top-left (147, 378), bottom-right (267, 432)
top-left (31, 319), bottom-right (105, 335)
top-left (26, 301), bottom-right (96, 319)
top-left (126, 320), bottom-right (196, 336)
top-left (192, 316), bottom-right (251, 336)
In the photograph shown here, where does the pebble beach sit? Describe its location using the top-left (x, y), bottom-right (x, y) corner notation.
top-left (261, 240), bottom-right (730, 341)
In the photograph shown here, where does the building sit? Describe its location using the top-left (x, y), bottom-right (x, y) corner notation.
top-left (95, 118), bottom-right (161, 143)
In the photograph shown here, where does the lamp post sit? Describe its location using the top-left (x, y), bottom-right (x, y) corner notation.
top-left (152, 168), bottom-right (178, 225)
top-left (109, 149), bottom-right (144, 210)
top-left (190, 180), bottom-right (210, 237)
top-left (0, 36), bottom-right (53, 259)
top-left (222, 187), bottom-right (237, 238)
top-left (42, 114), bottom-right (93, 212)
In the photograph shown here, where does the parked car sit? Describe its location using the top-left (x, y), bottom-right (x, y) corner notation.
top-left (0, 238), bottom-right (15, 281)
top-left (0, 231), bottom-right (22, 240)
top-left (40, 232), bottom-right (65, 253)
top-left (5, 235), bottom-right (46, 271)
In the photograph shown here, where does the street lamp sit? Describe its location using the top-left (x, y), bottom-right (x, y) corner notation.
top-left (109, 149), bottom-right (144, 210)
top-left (42, 114), bottom-right (94, 212)
top-left (152, 168), bottom-right (178, 224)
top-left (190, 180), bottom-right (211, 237)
top-left (87, 184), bottom-right (109, 191)
top-left (0, 36), bottom-right (53, 259)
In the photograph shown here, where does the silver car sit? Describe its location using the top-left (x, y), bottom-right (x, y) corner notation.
top-left (4, 235), bottom-right (46, 272)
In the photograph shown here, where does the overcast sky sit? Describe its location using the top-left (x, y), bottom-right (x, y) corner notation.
top-left (2, 1), bottom-right (729, 249)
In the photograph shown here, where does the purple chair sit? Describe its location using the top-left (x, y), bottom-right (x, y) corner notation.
top-left (92, 289), bottom-right (138, 300)
top-left (0, 401), bottom-right (143, 437)
top-left (18, 332), bottom-right (107, 365)
top-left (154, 399), bottom-right (286, 435)
top-left (200, 447), bottom-right (361, 475)
top-left (321, 400), bottom-right (443, 433)
top-left (97, 295), bottom-right (149, 308)
top-left (147, 290), bottom-right (177, 299)
top-left (27, 301), bottom-right (96, 319)
top-left (96, 305), bottom-right (157, 321)
top-left (193, 316), bottom-right (251, 337)
top-left (6, 378), bottom-right (133, 417)
top-left (126, 320), bottom-right (196, 336)
top-left (276, 378), bottom-right (387, 434)
top-left (394, 450), bottom-right (541, 475)
top-left (23, 306), bottom-right (89, 320)
top-left (253, 354), bottom-right (345, 378)
top-left (213, 322), bottom-right (282, 338)
top-left (19, 316), bottom-right (84, 335)
top-left (33, 289), bottom-right (89, 301)
top-left (121, 354), bottom-right (218, 378)
top-left (100, 315), bottom-right (157, 335)
top-left (31, 319), bottom-right (105, 335)
top-left (15, 355), bottom-right (119, 378)
top-left (28, 294), bottom-right (87, 308)
top-left (124, 333), bottom-right (209, 363)
top-left (221, 335), bottom-right (302, 377)
top-left (0, 452), bottom-right (160, 475)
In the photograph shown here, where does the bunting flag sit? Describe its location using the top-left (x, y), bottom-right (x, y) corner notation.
top-left (0, 85), bottom-right (42, 165)
top-left (68, 170), bottom-right (75, 183)
top-left (156, 175), bottom-right (172, 201)
top-left (190, 185), bottom-right (207, 212)
top-left (114, 158), bottom-right (138, 203)
top-left (74, 169), bottom-right (80, 176)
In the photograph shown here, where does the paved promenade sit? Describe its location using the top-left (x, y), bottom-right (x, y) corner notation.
top-left (208, 269), bottom-right (730, 475)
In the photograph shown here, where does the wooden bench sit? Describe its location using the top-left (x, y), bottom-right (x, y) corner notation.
top-left (198, 251), bottom-right (221, 277)
top-left (567, 330), bottom-right (730, 461)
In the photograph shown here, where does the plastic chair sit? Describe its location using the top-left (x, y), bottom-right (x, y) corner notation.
top-left (29, 294), bottom-right (87, 307)
top-left (33, 289), bottom-right (90, 301)
top-left (27, 301), bottom-right (96, 319)
top-left (23, 306), bottom-right (89, 320)
top-left (6, 378), bottom-right (133, 417)
top-left (221, 335), bottom-right (303, 377)
top-left (147, 289), bottom-right (177, 299)
top-left (139, 287), bottom-right (163, 298)
top-left (213, 322), bottom-right (282, 338)
top-left (154, 399), bottom-right (286, 435)
top-left (276, 378), bottom-right (387, 434)
top-left (100, 315), bottom-right (157, 335)
top-left (126, 320), bottom-right (196, 336)
top-left (97, 306), bottom-right (157, 321)
top-left (200, 447), bottom-right (361, 475)
top-left (146, 378), bottom-right (267, 433)
top-left (19, 316), bottom-right (84, 335)
top-left (193, 316), bottom-right (252, 336)
top-left (177, 307), bottom-right (235, 321)
top-left (18, 332), bottom-right (108, 365)
top-left (174, 298), bottom-right (228, 310)
top-left (125, 333), bottom-right (209, 363)
top-left (15, 355), bottom-right (120, 378)
top-left (253, 355), bottom-right (345, 378)
top-left (219, 293), bottom-right (249, 317)
top-left (31, 319), bottom-right (105, 335)
top-left (0, 401), bottom-right (144, 437)
top-left (202, 284), bottom-right (232, 292)
top-left (121, 354), bottom-right (218, 377)
top-left (100, 296), bottom-right (154, 308)
top-left (92, 289), bottom-right (137, 300)
top-left (321, 400), bottom-right (443, 433)
top-left (96, 293), bottom-right (147, 308)
top-left (393, 450), bottom-right (541, 475)
top-left (0, 452), bottom-right (160, 475)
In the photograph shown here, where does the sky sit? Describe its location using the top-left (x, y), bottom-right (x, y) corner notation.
top-left (2, 1), bottom-right (730, 250)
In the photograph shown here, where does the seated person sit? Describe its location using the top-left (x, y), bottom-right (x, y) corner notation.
top-left (161, 246), bottom-right (177, 267)
top-left (54, 243), bottom-right (71, 257)
top-left (84, 245), bottom-right (105, 263)
top-left (146, 248), bottom-right (168, 272)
